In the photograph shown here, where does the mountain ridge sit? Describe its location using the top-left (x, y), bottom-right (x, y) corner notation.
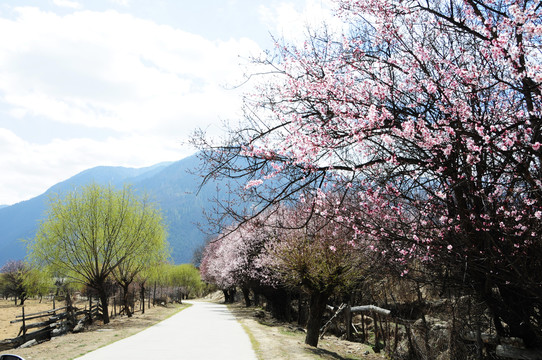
top-left (0, 155), bottom-right (221, 266)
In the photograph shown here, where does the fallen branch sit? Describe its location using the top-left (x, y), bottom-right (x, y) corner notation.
top-left (496, 345), bottom-right (542, 360)
top-left (320, 303), bottom-right (347, 338)
top-left (350, 305), bottom-right (391, 316)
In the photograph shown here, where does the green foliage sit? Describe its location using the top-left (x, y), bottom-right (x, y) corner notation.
top-left (27, 183), bottom-right (169, 323)
top-left (29, 183), bottom-right (169, 285)
top-left (269, 233), bottom-right (364, 296)
top-left (166, 264), bottom-right (203, 298)
top-left (146, 262), bottom-right (172, 287)
top-left (0, 273), bottom-right (5, 295)
top-left (23, 266), bottom-right (55, 298)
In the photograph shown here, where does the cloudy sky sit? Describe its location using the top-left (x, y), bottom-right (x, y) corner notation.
top-left (0, 0), bottom-right (338, 205)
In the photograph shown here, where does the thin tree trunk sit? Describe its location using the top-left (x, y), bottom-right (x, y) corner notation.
top-left (153, 281), bottom-right (157, 306)
top-left (141, 283), bottom-right (145, 314)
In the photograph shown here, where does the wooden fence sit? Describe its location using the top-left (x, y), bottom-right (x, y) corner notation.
top-left (0, 301), bottom-right (98, 351)
top-left (320, 303), bottom-right (542, 360)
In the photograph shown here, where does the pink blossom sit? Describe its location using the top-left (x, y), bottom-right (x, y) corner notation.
top-left (244, 179), bottom-right (263, 189)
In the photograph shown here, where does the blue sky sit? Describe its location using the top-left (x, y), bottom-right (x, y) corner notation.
top-left (0, 0), bottom-right (338, 205)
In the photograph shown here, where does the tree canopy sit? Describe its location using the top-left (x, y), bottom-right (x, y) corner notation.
top-left (194, 0), bottom-right (542, 348)
top-left (28, 183), bottom-right (169, 324)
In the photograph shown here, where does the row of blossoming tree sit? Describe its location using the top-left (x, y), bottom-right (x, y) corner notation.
top-left (201, 199), bottom-right (371, 347)
top-left (194, 0), bottom-right (542, 354)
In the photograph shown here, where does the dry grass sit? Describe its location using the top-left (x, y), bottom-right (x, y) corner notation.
top-left (0, 298), bottom-right (188, 360)
top-left (1, 297), bottom-right (387, 360)
top-left (228, 303), bottom-right (386, 360)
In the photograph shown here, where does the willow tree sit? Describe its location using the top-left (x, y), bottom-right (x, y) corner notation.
top-left (28, 183), bottom-right (169, 324)
top-left (110, 202), bottom-right (168, 317)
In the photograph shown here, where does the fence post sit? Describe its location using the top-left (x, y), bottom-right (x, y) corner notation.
top-left (344, 304), bottom-right (352, 341)
top-left (88, 296), bottom-right (93, 324)
top-left (361, 313), bottom-right (366, 342)
top-left (22, 307), bottom-right (26, 341)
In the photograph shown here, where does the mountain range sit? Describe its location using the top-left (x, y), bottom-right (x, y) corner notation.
top-left (0, 154), bottom-right (231, 267)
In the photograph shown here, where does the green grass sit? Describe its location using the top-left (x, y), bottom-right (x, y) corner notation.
top-left (240, 322), bottom-right (263, 360)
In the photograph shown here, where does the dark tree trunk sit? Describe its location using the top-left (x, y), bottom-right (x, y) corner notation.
top-left (484, 284), bottom-right (541, 347)
top-left (98, 288), bottom-right (110, 324)
top-left (265, 288), bottom-right (292, 322)
top-left (305, 291), bottom-right (330, 347)
top-left (254, 291), bottom-right (260, 306)
top-left (258, 287), bottom-right (292, 321)
top-left (121, 284), bottom-right (132, 317)
top-left (222, 289), bottom-right (229, 303)
top-left (224, 288), bottom-right (236, 303)
top-left (242, 286), bottom-right (251, 307)
top-left (141, 283), bottom-right (145, 314)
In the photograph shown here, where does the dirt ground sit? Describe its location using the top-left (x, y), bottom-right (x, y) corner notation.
top-left (0, 298), bottom-right (188, 360)
top-left (0, 299), bottom-right (56, 340)
top-left (1, 296), bottom-right (386, 360)
top-left (229, 304), bottom-right (386, 360)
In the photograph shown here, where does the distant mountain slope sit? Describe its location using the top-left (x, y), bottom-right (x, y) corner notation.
top-left (0, 155), bottom-right (222, 266)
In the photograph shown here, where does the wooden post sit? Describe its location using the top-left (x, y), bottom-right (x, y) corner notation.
top-left (373, 312), bottom-right (380, 352)
top-left (393, 321), bottom-right (399, 354)
top-left (88, 296), bottom-right (93, 324)
top-left (22, 307), bottom-right (26, 341)
top-left (344, 304), bottom-right (352, 341)
top-left (361, 313), bottom-right (366, 342)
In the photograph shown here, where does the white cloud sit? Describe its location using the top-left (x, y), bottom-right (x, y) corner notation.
top-left (109, 0), bottom-right (130, 6)
top-left (53, 0), bottom-right (82, 9)
top-left (259, 0), bottom-right (345, 44)
top-left (0, 7), bottom-right (261, 134)
top-left (0, 6), bottom-right (264, 204)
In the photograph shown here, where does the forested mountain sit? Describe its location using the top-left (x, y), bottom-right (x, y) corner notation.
top-left (0, 155), bottom-right (226, 266)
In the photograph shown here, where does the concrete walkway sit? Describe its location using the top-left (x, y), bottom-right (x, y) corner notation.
top-left (75, 301), bottom-right (258, 360)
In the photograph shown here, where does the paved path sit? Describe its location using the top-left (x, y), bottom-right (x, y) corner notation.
top-left (75, 301), bottom-right (258, 360)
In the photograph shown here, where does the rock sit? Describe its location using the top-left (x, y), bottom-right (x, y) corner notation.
top-left (51, 324), bottom-right (69, 337)
top-left (412, 316), bottom-right (450, 359)
top-left (19, 339), bottom-right (38, 348)
top-left (73, 318), bottom-right (86, 333)
top-left (73, 322), bottom-right (84, 333)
